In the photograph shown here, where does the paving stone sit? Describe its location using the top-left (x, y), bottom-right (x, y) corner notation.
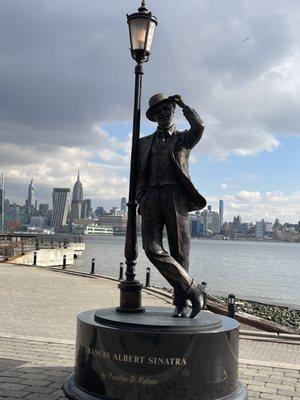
top-left (266, 382), bottom-right (295, 391)
top-left (0, 389), bottom-right (31, 398)
top-left (50, 389), bottom-right (65, 398)
top-left (24, 394), bottom-right (61, 400)
top-left (260, 394), bottom-right (292, 400)
top-left (278, 390), bottom-right (300, 397)
top-left (285, 371), bottom-right (300, 378)
top-left (246, 389), bottom-right (260, 398)
top-left (24, 386), bottom-right (56, 394)
top-left (247, 384), bottom-right (277, 393)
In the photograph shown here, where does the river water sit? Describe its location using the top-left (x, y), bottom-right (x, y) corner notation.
top-left (73, 236), bottom-right (300, 309)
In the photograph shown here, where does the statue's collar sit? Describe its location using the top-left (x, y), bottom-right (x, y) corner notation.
top-left (157, 124), bottom-right (176, 136)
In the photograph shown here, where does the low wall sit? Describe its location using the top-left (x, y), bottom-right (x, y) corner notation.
top-left (68, 242), bottom-right (85, 256)
top-left (12, 248), bottom-right (75, 267)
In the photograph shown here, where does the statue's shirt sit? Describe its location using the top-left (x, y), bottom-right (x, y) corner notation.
top-left (148, 126), bottom-right (179, 187)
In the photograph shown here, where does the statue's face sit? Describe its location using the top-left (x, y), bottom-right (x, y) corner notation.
top-left (152, 102), bottom-right (175, 127)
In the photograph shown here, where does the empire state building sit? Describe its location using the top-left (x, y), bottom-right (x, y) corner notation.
top-left (26, 179), bottom-right (36, 215)
top-left (70, 172), bottom-right (83, 223)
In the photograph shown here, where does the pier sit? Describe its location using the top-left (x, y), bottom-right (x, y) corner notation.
top-left (0, 234), bottom-right (85, 267)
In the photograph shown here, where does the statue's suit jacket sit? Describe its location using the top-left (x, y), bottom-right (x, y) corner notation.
top-left (136, 106), bottom-right (207, 212)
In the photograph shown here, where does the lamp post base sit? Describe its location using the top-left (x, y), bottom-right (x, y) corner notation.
top-left (116, 281), bottom-right (145, 313)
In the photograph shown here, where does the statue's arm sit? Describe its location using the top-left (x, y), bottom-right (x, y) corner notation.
top-left (170, 94), bottom-right (204, 149)
top-left (182, 105), bottom-right (205, 149)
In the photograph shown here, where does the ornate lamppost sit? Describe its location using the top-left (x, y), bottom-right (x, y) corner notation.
top-left (117, 1), bottom-right (158, 313)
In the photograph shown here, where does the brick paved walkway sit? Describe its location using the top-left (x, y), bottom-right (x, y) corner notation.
top-left (0, 264), bottom-right (299, 399)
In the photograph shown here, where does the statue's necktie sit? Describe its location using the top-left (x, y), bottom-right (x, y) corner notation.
top-left (159, 130), bottom-right (169, 143)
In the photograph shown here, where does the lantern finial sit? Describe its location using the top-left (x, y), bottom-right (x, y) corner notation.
top-left (139, 1), bottom-right (148, 12)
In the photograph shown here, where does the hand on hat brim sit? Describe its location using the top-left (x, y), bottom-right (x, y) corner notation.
top-left (169, 94), bottom-right (185, 109)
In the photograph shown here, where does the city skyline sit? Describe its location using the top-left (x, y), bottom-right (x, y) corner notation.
top-left (0, 1), bottom-right (299, 223)
top-left (1, 172), bottom-right (300, 224)
top-left (1, 173), bottom-right (299, 242)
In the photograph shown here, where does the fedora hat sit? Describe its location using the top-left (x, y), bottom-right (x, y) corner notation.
top-left (146, 93), bottom-right (175, 122)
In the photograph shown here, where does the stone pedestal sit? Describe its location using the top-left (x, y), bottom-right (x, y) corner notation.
top-left (63, 307), bottom-right (248, 400)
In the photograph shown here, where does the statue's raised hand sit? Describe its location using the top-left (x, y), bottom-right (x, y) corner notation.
top-left (170, 94), bottom-right (186, 108)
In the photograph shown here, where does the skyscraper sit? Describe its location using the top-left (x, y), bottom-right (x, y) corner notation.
top-left (0, 189), bottom-right (4, 214)
top-left (72, 171), bottom-right (83, 202)
top-left (39, 203), bottom-right (49, 216)
top-left (219, 199), bottom-right (224, 227)
top-left (25, 179), bottom-right (36, 215)
top-left (0, 173), bottom-right (4, 232)
top-left (81, 199), bottom-right (93, 219)
top-left (51, 188), bottom-right (70, 229)
top-left (121, 197), bottom-right (127, 214)
top-left (70, 172), bottom-right (83, 223)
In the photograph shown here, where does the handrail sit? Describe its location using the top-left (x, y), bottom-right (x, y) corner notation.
top-left (0, 236), bottom-right (79, 262)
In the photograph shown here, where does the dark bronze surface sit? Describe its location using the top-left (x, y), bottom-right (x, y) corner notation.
top-left (63, 308), bottom-right (248, 400)
top-left (138, 94), bottom-right (207, 317)
top-left (117, 63), bottom-right (145, 313)
top-left (95, 307), bottom-right (223, 331)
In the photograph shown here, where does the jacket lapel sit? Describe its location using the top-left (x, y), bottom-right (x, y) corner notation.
top-left (170, 129), bottom-right (181, 151)
top-left (140, 132), bottom-right (156, 175)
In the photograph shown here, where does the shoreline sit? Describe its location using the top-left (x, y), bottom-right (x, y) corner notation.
top-left (79, 233), bottom-right (300, 244)
top-left (153, 286), bottom-right (300, 332)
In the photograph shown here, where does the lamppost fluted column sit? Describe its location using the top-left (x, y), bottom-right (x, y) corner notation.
top-left (117, 63), bottom-right (145, 313)
top-left (116, 1), bottom-right (157, 313)
top-left (124, 63), bottom-right (143, 279)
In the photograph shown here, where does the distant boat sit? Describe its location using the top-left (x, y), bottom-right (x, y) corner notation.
top-left (84, 226), bottom-right (113, 235)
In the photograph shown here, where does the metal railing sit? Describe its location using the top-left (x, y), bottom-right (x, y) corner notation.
top-left (0, 234), bottom-right (83, 262)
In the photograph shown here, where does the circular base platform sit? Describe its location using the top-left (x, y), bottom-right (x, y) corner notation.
top-left (64, 374), bottom-right (248, 400)
top-left (63, 307), bottom-right (248, 400)
top-left (94, 306), bottom-right (223, 332)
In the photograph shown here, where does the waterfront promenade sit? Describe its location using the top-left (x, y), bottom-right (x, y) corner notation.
top-left (0, 263), bottom-right (299, 399)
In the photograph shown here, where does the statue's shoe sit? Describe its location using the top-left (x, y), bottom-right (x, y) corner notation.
top-left (172, 305), bottom-right (188, 318)
top-left (189, 284), bottom-right (204, 319)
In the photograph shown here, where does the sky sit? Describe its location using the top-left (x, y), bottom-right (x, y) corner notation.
top-left (0, 0), bottom-right (300, 223)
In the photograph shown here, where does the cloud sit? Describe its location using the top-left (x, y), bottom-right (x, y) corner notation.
top-left (220, 183), bottom-right (228, 189)
top-left (243, 173), bottom-right (262, 182)
top-left (236, 190), bottom-right (262, 201)
top-left (0, 0), bottom-right (300, 208)
top-left (1, 1), bottom-right (299, 141)
top-left (197, 122), bottom-right (280, 160)
top-left (1, 128), bottom-right (131, 207)
top-left (208, 190), bottom-right (300, 223)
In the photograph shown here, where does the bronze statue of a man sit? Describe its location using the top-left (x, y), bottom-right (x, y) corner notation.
top-left (136, 93), bottom-right (207, 318)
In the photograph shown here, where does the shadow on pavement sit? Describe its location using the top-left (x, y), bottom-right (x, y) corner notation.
top-left (0, 357), bottom-right (72, 399)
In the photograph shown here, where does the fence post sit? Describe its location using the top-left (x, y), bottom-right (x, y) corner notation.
top-left (90, 258), bottom-right (95, 275)
top-left (33, 251), bottom-right (37, 266)
top-left (118, 262), bottom-right (124, 281)
top-left (62, 255), bottom-right (67, 270)
top-left (228, 294), bottom-right (236, 319)
top-left (145, 267), bottom-right (151, 287)
top-left (201, 281), bottom-right (207, 309)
